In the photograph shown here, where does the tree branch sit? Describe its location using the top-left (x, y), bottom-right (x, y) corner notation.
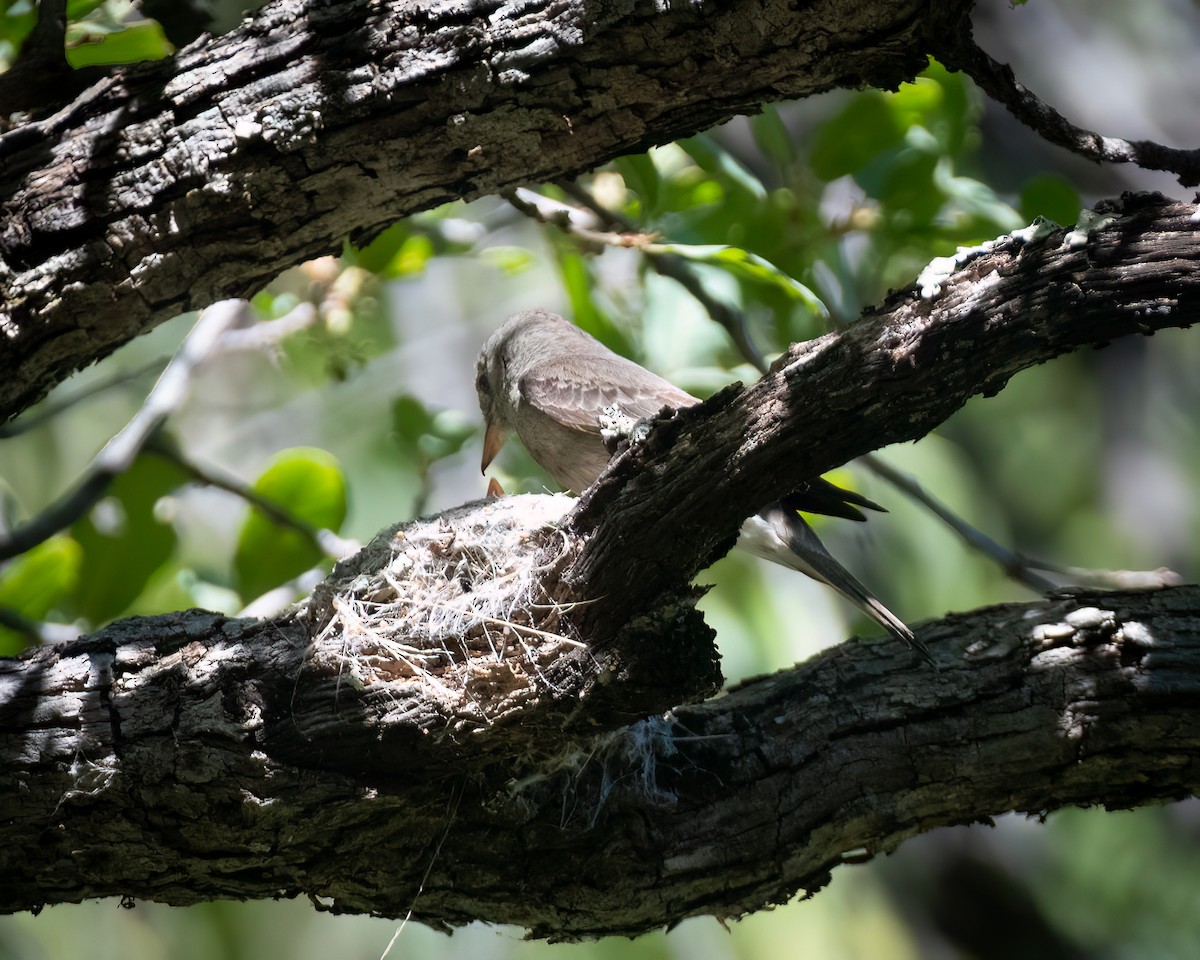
top-left (0, 300), bottom-right (247, 561)
top-left (1, 200), bottom-right (1198, 934)
top-left (556, 194), bottom-right (1200, 642)
top-left (1, 550), bottom-right (1197, 935)
top-left (0, 0), bottom-right (961, 421)
top-left (939, 33), bottom-right (1200, 187)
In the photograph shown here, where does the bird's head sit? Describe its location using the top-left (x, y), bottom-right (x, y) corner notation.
top-left (475, 336), bottom-right (507, 473)
top-left (475, 310), bottom-right (585, 473)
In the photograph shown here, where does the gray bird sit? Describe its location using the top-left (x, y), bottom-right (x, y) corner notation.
top-left (475, 309), bottom-right (929, 662)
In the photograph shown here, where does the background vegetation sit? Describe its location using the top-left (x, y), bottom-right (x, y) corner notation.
top-left (1, 0), bottom-right (1198, 956)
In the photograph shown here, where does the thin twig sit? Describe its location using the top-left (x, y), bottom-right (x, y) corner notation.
top-left (940, 35), bottom-right (1200, 187)
top-left (860, 454), bottom-right (1057, 592)
top-left (218, 301), bottom-right (320, 352)
top-left (861, 454), bottom-right (1180, 593)
top-left (0, 606), bottom-right (82, 645)
top-left (144, 436), bottom-right (358, 561)
top-left (502, 188), bottom-right (656, 250)
top-left (0, 300), bottom-right (249, 562)
top-left (550, 180), bottom-right (770, 373)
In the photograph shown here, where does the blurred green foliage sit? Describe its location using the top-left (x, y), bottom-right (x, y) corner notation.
top-left (0, 0), bottom-right (274, 69)
top-left (233, 447), bottom-right (347, 600)
top-left (64, 0), bottom-right (172, 67)
top-left (1, 21), bottom-right (1198, 960)
top-left (69, 453), bottom-right (188, 625)
top-left (0, 534), bottom-right (80, 654)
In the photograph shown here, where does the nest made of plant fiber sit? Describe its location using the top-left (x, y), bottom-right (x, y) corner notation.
top-left (303, 494), bottom-right (590, 726)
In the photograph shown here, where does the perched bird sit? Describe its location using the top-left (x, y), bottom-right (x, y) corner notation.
top-left (475, 309), bottom-right (930, 662)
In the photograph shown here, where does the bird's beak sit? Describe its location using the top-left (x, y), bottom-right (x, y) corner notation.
top-left (481, 420), bottom-right (505, 473)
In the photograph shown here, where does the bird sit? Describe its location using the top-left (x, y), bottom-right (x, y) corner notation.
top-left (474, 308), bottom-right (930, 663)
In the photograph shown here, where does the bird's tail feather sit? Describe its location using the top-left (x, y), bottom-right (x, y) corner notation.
top-left (743, 506), bottom-right (934, 666)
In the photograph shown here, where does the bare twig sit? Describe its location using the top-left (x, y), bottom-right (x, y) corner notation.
top-left (860, 453), bottom-right (1057, 592)
top-left (218, 301), bottom-right (320, 352)
top-left (940, 35), bottom-right (1200, 187)
top-left (551, 180), bottom-right (769, 373)
top-left (145, 436), bottom-right (357, 561)
top-left (502, 188), bottom-right (656, 250)
top-left (860, 457), bottom-right (1182, 593)
top-left (0, 606), bottom-right (82, 645)
top-left (0, 300), bottom-right (249, 562)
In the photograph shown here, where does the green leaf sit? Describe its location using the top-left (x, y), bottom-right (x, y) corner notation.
top-left (650, 242), bottom-right (829, 320)
top-left (392, 396), bottom-right (477, 471)
top-left (480, 245), bottom-right (536, 275)
top-left (1019, 174), bottom-right (1081, 226)
top-left (550, 242), bottom-right (636, 355)
top-left (381, 234), bottom-right (435, 278)
top-left (234, 448), bottom-right (347, 601)
top-left (750, 104), bottom-right (797, 171)
top-left (392, 395), bottom-right (436, 450)
top-left (0, 2), bottom-right (37, 71)
top-left (614, 154), bottom-right (661, 217)
top-left (679, 134), bottom-right (768, 200)
top-left (352, 223), bottom-right (413, 275)
top-left (66, 18), bottom-right (172, 67)
top-left (0, 535), bottom-right (83, 653)
top-left (809, 95), bottom-right (903, 182)
top-left (69, 453), bottom-right (186, 626)
top-left (65, 0), bottom-right (107, 19)
top-left (885, 76), bottom-right (945, 132)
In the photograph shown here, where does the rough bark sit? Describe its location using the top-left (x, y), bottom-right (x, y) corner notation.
top-left (2, 204), bottom-right (1199, 934)
top-left (558, 193), bottom-right (1200, 642)
top-left (0, 0), bottom-right (968, 421)
top-left (1, 577), bottom-right (1197, 937)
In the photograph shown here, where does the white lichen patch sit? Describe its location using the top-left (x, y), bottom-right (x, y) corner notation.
top-left (917, 218), bottom-right (1056, 299)
top-left (302, 494), bottom-right (585, 726)
top-left (1062, 207), bottom-right (1119, 250)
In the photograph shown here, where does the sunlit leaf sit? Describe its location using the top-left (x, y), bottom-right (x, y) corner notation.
top-left (352, 223), bottom-right (414, 275)
top-left (0, 535), bottom-right (83, 653)
top-left (614, 154), bottom-right (661, 217)
top-left (66, 18), bottom-right (172, 66)
top-left (481, 245), bottom-right (536, 275)
top-left (69, 454), bottom-right (186, 626)
top-left (234, 448), bottom-right (347, 602)
top-left (650, 242), bottom-right (828, 320)
top-left (680, 133), bottom-right (768, 200)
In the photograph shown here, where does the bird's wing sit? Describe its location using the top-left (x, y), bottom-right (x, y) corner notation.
top-left (519, 355), bottom-right (697, 436)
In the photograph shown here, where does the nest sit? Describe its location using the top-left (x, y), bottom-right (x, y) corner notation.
top-left (302, 494), bottom-right (589, 729)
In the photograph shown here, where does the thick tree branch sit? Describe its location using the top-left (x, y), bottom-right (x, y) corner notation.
top-left (0, 0), bottom-right (960, 420)
top-left (1, 564), bottom-right (1197, 935)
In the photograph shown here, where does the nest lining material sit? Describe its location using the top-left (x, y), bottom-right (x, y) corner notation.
top-left (304, 494), bottom-right (589, 728)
